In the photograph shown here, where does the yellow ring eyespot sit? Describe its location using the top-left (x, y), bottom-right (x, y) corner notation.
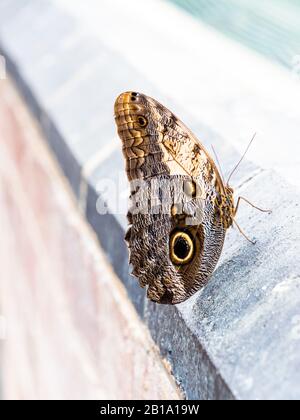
top-left (170, 231), bottom-right (194, 265)
top-left (137, 116), bottom-right (148, 127)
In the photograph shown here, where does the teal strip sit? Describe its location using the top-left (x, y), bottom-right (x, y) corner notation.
top-left (168, 0), bottom-right (300, 69)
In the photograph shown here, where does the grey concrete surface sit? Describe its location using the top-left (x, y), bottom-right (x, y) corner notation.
top-left (1, 0), bottom-right (299, 400)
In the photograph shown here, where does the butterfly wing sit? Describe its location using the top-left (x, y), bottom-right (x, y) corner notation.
top-left (115, 92), bottom-right (229, 304)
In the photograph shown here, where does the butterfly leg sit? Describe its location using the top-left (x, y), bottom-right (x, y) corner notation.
top-left (235, 196), bottom-right (272, 216)
top-left (233, 219), bottom-right (256, 245)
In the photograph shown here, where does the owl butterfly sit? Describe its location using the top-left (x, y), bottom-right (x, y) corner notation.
top-left (114, 92), bottom-right (270, 304)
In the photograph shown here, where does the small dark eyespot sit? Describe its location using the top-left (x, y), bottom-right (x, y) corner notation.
top-left (138, 116), bottom-right (148, 127)
top-left (131, 92), bottom-right (138, 101)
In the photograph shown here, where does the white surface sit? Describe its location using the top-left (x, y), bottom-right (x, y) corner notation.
top-left (55, 0), bottom-right (300, 188)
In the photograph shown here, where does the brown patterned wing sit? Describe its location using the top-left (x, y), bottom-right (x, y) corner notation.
top-left (114, 92), bottom-right (232, 304)
top-left (115, 92), bottom-right (225, 190)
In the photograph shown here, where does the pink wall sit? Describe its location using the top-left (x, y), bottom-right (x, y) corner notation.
top-left (0, 78), bottom-right (181, 400)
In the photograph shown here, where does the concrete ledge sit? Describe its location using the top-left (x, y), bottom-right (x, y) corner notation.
top-left (1, 0), bottom-right (300, 400)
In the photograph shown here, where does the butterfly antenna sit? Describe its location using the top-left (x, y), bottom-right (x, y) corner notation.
top-left (227, 133), bottom-right (257, 186)
top-left (211, 145), bottom-right (225, 185)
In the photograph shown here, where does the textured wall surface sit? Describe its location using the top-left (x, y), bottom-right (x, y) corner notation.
top-left (0, 79), bottom-right (181, 400)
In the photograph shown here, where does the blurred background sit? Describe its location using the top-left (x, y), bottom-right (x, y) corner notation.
top-left (171, 0), bottom-right (300, 69)
top-left (0, 0), bottom-right (300, 400)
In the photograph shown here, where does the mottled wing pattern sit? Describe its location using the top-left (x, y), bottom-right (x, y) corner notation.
top-left (114, 92), bottom-right (234, 304)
